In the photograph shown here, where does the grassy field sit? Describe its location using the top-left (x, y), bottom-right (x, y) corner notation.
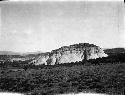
top-left (0, 62), bottom-right (125, 95)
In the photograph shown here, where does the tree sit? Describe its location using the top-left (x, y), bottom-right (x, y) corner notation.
top-left (82, 48), bottom-right (88, 64)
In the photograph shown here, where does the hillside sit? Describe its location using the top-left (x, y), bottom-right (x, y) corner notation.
top-left (1, 45), bottom-right (125, 67)
top-left (104, 48), bottom-right (125, 55)
top-left (30, 43), bottom-right (107, 65)
top-left (0, 44), bottom-right (125, 95)
top-left (0, 62), bottom-right (125, 95)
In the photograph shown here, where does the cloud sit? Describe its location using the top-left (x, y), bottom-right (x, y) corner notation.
top-left (10, 28), bottom-right (33, 38)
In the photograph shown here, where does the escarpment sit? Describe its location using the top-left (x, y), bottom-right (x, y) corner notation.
top-left (30, 43), bottom-right (108, 65)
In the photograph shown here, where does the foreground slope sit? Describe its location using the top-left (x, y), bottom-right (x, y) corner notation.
top-left (0, 61), bottom-right (125, 95)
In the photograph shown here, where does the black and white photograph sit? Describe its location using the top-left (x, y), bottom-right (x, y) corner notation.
top-left (0, 0), bottom-right (124, 95)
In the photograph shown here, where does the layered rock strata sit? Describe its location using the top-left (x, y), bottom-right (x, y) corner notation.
top-left (30, 43), bottom-right (108, 65)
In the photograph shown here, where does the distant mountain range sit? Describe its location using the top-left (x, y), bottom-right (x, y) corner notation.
top-left (0, 51), bottom-right (21, 55)
top-left (0, 51), bottom-right (44, 56)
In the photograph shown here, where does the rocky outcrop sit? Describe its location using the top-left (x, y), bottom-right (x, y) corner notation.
top-left (31, 43), bottom-right (108, 65)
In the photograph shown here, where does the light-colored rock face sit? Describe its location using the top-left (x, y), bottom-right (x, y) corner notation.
top-left (31, 43), bottom-right (108, 65)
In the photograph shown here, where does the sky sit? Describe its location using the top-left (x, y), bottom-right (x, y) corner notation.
top-left (0, 1), bottom-right (124, 53)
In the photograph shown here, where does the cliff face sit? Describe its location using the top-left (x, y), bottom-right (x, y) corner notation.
top-left (31, 43), bottom-right (108, 65)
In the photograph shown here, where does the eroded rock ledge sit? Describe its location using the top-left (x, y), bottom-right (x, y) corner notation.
top-left (31, 43), bottom-right (108, 65)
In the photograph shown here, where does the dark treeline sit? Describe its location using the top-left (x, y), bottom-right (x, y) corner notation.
top-left (88, 53), bottom-right (125, 64)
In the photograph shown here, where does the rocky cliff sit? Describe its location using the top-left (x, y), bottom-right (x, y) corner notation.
top-left (30, 43), bottom-right (108, 65)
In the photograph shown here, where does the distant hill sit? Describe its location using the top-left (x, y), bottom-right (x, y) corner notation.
top-left (104, 48), bottom-right (125, 54)
top-left (0, 51), bottom-right (21, 55)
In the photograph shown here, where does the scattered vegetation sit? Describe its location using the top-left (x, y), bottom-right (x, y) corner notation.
top-left (0, 53), bottom-right (125, 95)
